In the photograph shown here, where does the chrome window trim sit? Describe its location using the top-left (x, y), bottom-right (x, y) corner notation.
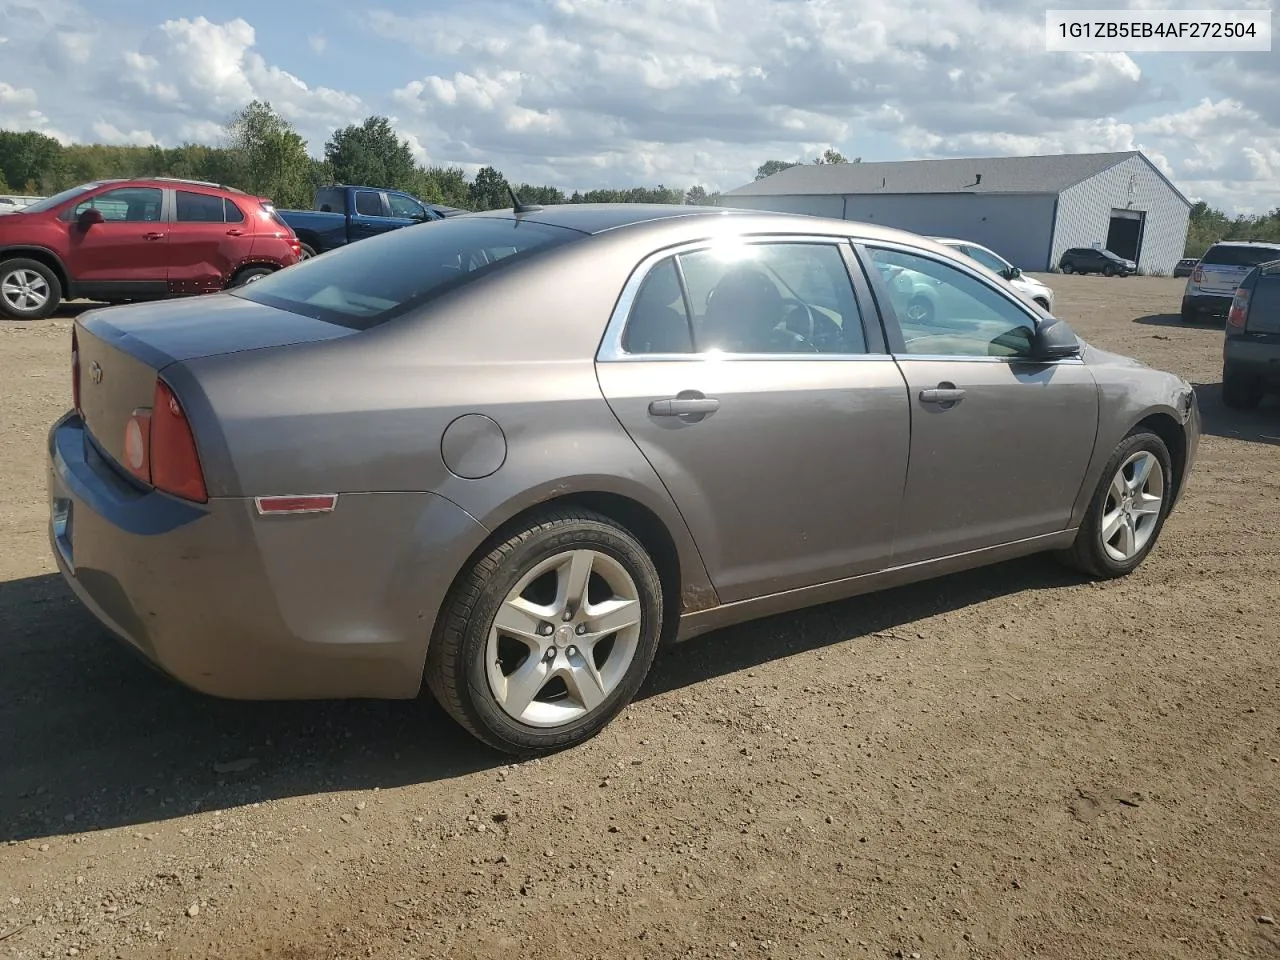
top-left (596, 233), bottom-right (880, 363)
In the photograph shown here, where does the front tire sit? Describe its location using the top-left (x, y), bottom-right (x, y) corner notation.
top-left (1061, 263), bottom-right (1075, 274)
top-left (1058, 429), bottom-right (1173, 580)
top-left (1103, 264), bottom-right (1116, 277)
top-left (425, 508), bottom-right (664, 755)
top-left (0, 258), bottom-right (62, 320)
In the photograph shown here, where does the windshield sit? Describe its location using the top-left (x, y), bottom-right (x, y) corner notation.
top-left (16, 183), bottom-right (102, 214)
top-left (232, 215), bottom-right (584, 330)
top-left (1203, 245), bottom-right (1280, 268)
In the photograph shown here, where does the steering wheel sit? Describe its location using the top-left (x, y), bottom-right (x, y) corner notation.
top-left (782, 297), bottom-right (845, 350)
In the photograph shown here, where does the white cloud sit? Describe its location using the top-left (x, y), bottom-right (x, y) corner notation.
top-left (91, 121), bottom-right (160, 147)
top-left (0, 0), bottom-right (1277, 213)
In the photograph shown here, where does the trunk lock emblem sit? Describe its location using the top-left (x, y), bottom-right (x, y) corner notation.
top-left (90, 361), bottom-right (103, 384)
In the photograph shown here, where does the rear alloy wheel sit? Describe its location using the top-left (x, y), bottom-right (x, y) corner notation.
top-left (1222, 367), bottom-right (1263, 410)
top-left (426, 508), bottom-right (664, 755)
top-left (229, 266), bottom-right (273, 287)
top-left (1058, 429), bottom-right (1172, 579)
top-left (0, 258), bottom-right (62, 320)
top-left (299, 243), bottom-right (317, 260)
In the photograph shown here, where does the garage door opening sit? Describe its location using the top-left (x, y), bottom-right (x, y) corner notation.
top-left (1106, 209), bottom-right (1145, 264)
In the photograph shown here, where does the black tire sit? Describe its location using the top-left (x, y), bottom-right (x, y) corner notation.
top-left (1222, 366), bottom-right (1263, 410)
top-left (228, 266), bottom-right (273, 288)
top-left (1103, 264), bottom-right (1116, 277)
top-left (425, 508), bottom-right (664, 756)
top-left (1061, 263), bottom-right (1074, 274)
top-left (1034, 298), bottom-right (1050, 311)
top-left (0, 257), bottom-right (62, 320)
top-left (299, 243), bottom-right (317, 260)
top-left (1057, 429), bottom-right (1173, 580)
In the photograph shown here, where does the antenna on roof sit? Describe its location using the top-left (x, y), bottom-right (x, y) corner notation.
top-left (508, 185), bottom-right (542, 215)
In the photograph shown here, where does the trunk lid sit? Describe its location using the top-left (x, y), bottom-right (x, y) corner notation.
top-left (75, 293), bottom-right (354, 470)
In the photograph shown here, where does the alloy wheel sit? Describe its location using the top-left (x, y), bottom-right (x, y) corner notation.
top-left (485, 548), bottom-right (643, 728)
top-left (1100, 451), bottom-right (1164, 562)
top-left (1, 269), bottom-right (50, 314)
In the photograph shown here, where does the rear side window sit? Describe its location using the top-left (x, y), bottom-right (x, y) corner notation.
top-left (176, 190), bottom-right (227, 222)
top-left (315, 187), bottom-right (345, 214)
top-left (224, 198), bottom-right (245, 223)
top-left (621, 258), bottom-right (694, 354)
top-left (354, 191), bottom-right (382, 217)
top-left (232, 216), bottom-right (583, 330)
top-left (1203, 245), bottom-right (1280, 267)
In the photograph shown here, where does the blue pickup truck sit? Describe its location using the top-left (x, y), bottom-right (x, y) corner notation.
top-left (278, 185), bottom-right (467, 259)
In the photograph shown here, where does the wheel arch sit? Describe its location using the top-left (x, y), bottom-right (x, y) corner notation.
top-left (0, 245), bottom-right (71, 293)
top-left (1133, 411), bottom-right (1188, 505)
top-left (446, 488), bottom-right (713, 648)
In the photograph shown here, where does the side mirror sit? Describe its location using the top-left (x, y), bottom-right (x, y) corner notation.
top-left (78, 208), bottom-right (104, 229)
top-left (1030, 317), bottom-right (1080, 361)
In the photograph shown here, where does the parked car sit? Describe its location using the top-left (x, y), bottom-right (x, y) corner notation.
top-left (1181, 240), bottom-right (1280, 323)
top-left (0, 178), bottom-right (301, 320)
top-left (278, 185), bottom-right (454, 259)
top-left (1058, 247), bottom-right (1137, 276)
top-left (1221, 257), bottom-right (1280, 408)
top-left (49, 205), bottom-right (1200, 755)
top-left (1173, 257), bottom-right (1198, 278)
top-left (930, 236), bottom-right (1055, 312)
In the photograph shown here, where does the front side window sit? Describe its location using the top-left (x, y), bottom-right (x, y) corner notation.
top-left (73, 187), bottom-right (163, 222)
top-left (961, 244), bottom-right (1011, 275)
top-left (387, 193), bottom-right (427, 219)
top-left (867, 247), bottom-right (1036, 358)
top-left (673, 242), bottom-right (867, 355)
top-left (354, 191), bottom-right (383, 217)
top-left (176, 190), bottom-right (226, 223)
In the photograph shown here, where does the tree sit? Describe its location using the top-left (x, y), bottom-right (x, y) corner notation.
top-left (755, 159), bottom-right (799, 181)
top-left (223, 100), bottom-right (314, 208)
top-left (813, 148), bottom-right (859, 164)
top-left (514, 183), bottom-right (567, 205)
top-left (0, 131), bottom-right (65, 194)
top-left (324, 116), bottom-right (417, 191)
top-left (685, 185), bottom-right (709, 205)
top-left (412, 166), bottom-right (471, 208)
top-left (468, 166), bottom-right (511, 211)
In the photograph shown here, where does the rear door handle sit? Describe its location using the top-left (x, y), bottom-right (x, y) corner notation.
top-left (648, 397), bottom-right (720, 417)
top-left (226, 228), bottom-right (245, 236)
top-left (919, 386), bottom-right (966, 406)
top-left (142, 232), bottom-right (166, 240)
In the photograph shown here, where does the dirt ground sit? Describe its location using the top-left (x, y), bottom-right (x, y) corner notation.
top-left (1, 275), bottom-right (1277, 960)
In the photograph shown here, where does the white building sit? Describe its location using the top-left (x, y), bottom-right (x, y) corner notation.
top-left (722, 151), bottom-right (1192, 275)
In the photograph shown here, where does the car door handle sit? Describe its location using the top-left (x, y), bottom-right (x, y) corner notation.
top-left (142, 232), bottom-right (166, 240)
top-left (226, 228), bottom-right (245, 236)
top-left (648, 397), bottom-right (720, 417)
top-left (919, 386), bottom-right (966, 405)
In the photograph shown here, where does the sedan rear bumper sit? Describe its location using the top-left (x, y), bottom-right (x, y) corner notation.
top-left (48, 411), bottom-right (487, 701)
top-left (1182, 292), bottom-right (1233, 318)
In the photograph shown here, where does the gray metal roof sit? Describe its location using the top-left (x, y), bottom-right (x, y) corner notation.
top-left (725, 151), bottom-right (1146, 198)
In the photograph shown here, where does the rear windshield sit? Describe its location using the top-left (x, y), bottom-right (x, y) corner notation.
top-left (232, 216), bottom-right (583, 330)
top-left (1202, 245), bottom-right (1280, 267)
top-left (1248, 273), bottom-right (1280, 333)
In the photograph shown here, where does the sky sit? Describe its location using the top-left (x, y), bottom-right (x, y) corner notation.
top-left (0, 0), bottom-right (1276, 214)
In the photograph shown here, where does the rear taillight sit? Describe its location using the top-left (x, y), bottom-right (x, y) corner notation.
top-left (121, 379), bottom-right (207, 502)
top-left (289, 237), bottom-right (302, 258)
top-left (1191, 266), bottom-right (1203, 284)
top-left (71, 328), bottom-right (81, 415)
top-left (151, 379), bottom-right (207, 502)
top-left (1227, 289), bottom-right (1249, 332)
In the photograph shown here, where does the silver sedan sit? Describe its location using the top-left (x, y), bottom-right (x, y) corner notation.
top-left (48, 203), bottom-right (1200, 754)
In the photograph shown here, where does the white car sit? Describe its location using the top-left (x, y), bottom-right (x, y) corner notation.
top-left (929, 236), bottom-right (1056, 313)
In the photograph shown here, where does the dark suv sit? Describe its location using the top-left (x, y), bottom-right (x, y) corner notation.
top-left (1182, 241), bottom-right (1280, 324)
top-left (0, 178), bottom-right (302, 320)
top-left (1058, 247), bottom-right (1137, 276)
top-left (1221, 258), bottom-right (1280, 408)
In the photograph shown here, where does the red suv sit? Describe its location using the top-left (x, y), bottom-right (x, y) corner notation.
top-left (0, 177), bottom-right (302, 320)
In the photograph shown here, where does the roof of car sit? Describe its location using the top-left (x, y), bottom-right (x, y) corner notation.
top-left (1207, 240), bottom-right (1280, 247)
top-left (466, 203), bottom-right (762, 235)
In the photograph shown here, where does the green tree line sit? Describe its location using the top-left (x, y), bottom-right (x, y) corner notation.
top-left (0, 100), bottom-right (721, 212)
top-left (1185, 200), bottom-right (1280, 257)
